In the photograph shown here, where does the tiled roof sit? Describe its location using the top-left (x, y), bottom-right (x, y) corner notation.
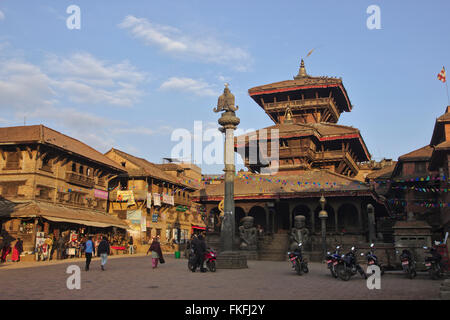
top-left (235, 122), bottom-right (370, 161)
top-left (365, 163), bottom-right (397, 180)
top-left (0, 125), bottom-right (125, 172)
top-left (193, 170), bottom-right (371, 201)
top-left (106, 148), bottom-right (198, 190)
top-left (248, 76), bottom-right (343, 93)
top-left (0, 200), bottom-right (128, 228)
top-left (398, 145), bottom-right (434, 161)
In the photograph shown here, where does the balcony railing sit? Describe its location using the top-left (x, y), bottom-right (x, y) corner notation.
top-left (66, 171), bottom-right (95, 188)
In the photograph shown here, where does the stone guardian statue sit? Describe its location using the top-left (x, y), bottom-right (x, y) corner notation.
top-left (239, 216), bottom-right (257, 250)
top-left (289, 215), bottom-right (310, 251)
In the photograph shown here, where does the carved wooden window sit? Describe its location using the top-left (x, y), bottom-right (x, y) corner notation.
top-left (57, 192), bottom-right (67, 203)
top-left (415, 162), bottom-right (427, 174)
top-left (5, 151), bottom-right (20, 169)
top-left (38, 187), bottom-right (51, 200)
top-left (71, 162), bottom-right (77, 172)
top-left (2, 183), bottom-right (18, 196)
top-left (79, 165), bottom-right (84, 175)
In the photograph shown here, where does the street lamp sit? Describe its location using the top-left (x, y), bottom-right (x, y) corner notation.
top-left (318, 194), bottom-right (328, 261)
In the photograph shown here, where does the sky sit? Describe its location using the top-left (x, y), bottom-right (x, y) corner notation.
top-left (0, 0), bottom-right (449, 174)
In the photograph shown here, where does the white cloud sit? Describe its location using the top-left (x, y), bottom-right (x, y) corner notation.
top-left (44, 52), bottom-right (146, 107)
top-left (0, 10), bottom-right (5, 21)
top-left (119, 15), bottom-right (252, 71)
top-left (112, 127), bottom-right (155, 136)
top-left (159, 77), bottom-right (218, 97)
top-left (0, 59), bottom-right (56, 111)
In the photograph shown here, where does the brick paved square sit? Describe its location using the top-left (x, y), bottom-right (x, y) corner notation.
top-left (0, 255), bottom-right (443, 300)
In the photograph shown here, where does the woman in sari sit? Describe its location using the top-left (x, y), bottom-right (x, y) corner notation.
top-left (11, 238), bottom-right (23, 262)
top-left (146, 236), bottom-right (164, 269)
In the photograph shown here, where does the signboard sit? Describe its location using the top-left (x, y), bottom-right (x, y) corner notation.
top-left (35, 232), bottom-right (45, 248)
top-left (162, 193), bottom-right (174, 206)
top-left (117, 190), bottom-right (135, 206)
top-left (94, 189), bottom-right (108, 200)
top-left (152, 214), bottom-right (158, 223)
top-left (127, 210), bottom-right (141, 225)
top-left (141, 215), bottom-right (147, 232)
top-left (146, 192), bottom-right (152, 208)
top-left (153, 193), bottom-right (161, 206)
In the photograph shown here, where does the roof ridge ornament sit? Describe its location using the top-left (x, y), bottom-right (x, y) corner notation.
top-left (294, 59), bottom-right (308, 79)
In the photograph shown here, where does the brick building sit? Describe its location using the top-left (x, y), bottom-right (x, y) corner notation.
top-left (0, 125), bottom-right (128, 255)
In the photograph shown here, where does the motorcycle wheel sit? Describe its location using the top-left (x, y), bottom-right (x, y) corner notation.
top-left (188, 260), bottom-right (194, 271)
top-left (303, 263), bottom-right (309, 274)
top-left (295, 263), bottom-right (303, 276)
top-left (337, 265), bottom-right (350, 281)
top-left (380, 265), bottom-right (385, 276)
top-left (430, 268), bottom-right (438, 280)
top-left (409, 269), bottom-right (416, 279)
top-left (330, 268), bottom-right (337, 278)
top-left (207, 261), bottom-right (216, 272)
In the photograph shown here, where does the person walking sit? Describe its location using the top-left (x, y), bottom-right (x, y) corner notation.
top-left (83, 236), bottom-right (95, 271)
top-left (128, 236), bottom-right (134, 255)
top-left (11, 238), bottom-right (23, 262)
top-left (146, 236), bottom-right (163, 269)
top-left (97, 236), bottom-right (110, 271)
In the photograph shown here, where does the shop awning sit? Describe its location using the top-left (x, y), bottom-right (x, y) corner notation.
top-left (41, 216), bottom-right (122, 228)
top-left (191, 225), bottom-right (206, 230)
top-left (2, 200), bottom-right (128, 229)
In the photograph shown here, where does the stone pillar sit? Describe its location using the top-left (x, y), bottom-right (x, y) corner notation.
top-left (367, 204), bottom-right (376, 243)
top-left (214, 84), bottom-right (247, 269)
top-left (288, 202), bottom-right (293, 231)
top-left (264, 205), bottom-right (270, 234)
top-left (357, 202), bottom-right (363, 232)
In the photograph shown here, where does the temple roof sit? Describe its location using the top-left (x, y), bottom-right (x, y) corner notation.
top-left (193, 170), bottom-right (372, 201)
top-left (430, 106), bottom-right (450, 146)
top-left (235, 122), bottom-right (371, 161)
top-left (248, 60), bottom-right (352, 113)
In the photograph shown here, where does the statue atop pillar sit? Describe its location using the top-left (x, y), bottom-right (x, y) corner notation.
top-left (239, 216), bottom-right (257, 250)
top-left (289, 215), bottom-right (310, 251)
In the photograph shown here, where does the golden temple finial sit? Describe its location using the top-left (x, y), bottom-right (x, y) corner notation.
top-left (294, 59), bottom-right (308, 79)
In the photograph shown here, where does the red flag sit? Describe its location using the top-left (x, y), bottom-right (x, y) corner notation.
top-left (438, 66), bottom-right (446, 82)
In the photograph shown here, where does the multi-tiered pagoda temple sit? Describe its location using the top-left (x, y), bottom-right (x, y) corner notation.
top-left (239, 59), bottom-right (370, 177)
top-left (194, 60), bottom-right (390, 261)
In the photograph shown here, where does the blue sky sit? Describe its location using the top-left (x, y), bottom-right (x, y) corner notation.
top-left (0, 1), bottom-right (449, 174)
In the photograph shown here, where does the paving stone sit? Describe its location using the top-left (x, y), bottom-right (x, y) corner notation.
top-left (0, 256), bottom-right (442, 300)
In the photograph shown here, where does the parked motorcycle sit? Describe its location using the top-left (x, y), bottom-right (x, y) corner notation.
top-left (288, 242), bottom-right (309, 275)
top-left (326, 245), bottom-right (342, 278)
top-left (423, 246), bottom-right (443, 280)
top-left (365, 243), bottom-right (385, 276)
top-left (205, 248), bottom-right (217, 272)
top-left (336, 246), bottom-right (367, 281)
top-left (188, 248), bottom-right (217, 272)
top-left (398, 249), bottom-right (416, 279)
